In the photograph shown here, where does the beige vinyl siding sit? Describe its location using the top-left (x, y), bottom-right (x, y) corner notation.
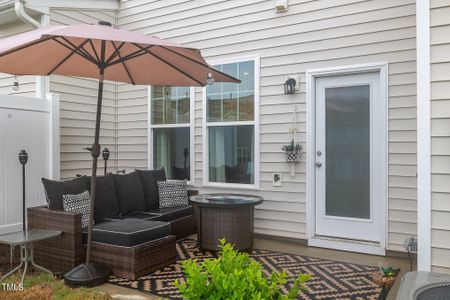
top-left (430, 0), bottom-right (450, 274)
top-left (0, 21), bottom-right (36, 97)
top-left (49, 9), bottom-right (118, 179)
top-left (116, 84), bottom-right (148, 170)
top-left (118, 0), bottom-right (417, 250)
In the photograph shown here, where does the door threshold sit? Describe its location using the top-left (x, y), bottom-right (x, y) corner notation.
top-left (308, 236), bottom-right (385, 256)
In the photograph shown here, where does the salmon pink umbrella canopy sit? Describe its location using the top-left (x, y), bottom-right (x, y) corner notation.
top-left (0, 23), bottom-right (239, 86)
top-left (0, 21), bottom-right (240, 288)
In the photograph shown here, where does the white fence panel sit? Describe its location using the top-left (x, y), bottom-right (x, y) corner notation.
top-left (0, 95), bottom-right (57, 235)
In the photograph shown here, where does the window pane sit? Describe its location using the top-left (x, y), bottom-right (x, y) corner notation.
top-left (209, 125), bottom-right (254, 184)
top-left (152, 99), bottom-right (164, 124)
top-left (238, 61), bottom-right (255, 121)
top-left (325, 85), bottom-right (370, 219)
top-left (207, 60), bottom-right (255, 122)
top-left (153, 127), bottom-right (190, 180)
top-left (223, 93), bottom-right (238, 121)
top-left (207, 94), bottom-right (222, 122)
top-left (151, 86), bottom-right (190, 125)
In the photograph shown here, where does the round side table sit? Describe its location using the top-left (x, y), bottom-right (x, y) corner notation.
top-left (189, 194), bottom-right (263, 251)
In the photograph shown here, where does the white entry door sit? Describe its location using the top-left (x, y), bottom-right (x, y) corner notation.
top-left (314, 72), bottom-right (385, 245)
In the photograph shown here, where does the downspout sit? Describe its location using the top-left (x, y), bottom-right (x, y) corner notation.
top-left (14, 0), bottom-right (40, 27)
top-left (14, 0), bottom-right (49, 99)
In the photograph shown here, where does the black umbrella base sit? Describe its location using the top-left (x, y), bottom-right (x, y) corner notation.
top-left (63, 263), bottom-right (110, 288)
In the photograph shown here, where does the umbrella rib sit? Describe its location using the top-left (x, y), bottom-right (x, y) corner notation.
top-left (47, 39), bottom-right (91, 76)
top-left (133, 43), bottom-right (204, 86)
top-left (106, 45), bottom-right (154, 67)
top-left (159, 46), bottom-right (241, 83)
top-left (110, 41), bottom-right (135, 85)
top-left (88, 39), bottom-right (100, 63)
top-left (59, 37), bottom-right (99, 65)
top-left (0, 36), bottom-right (54, 58)
top-left (105, 41), bottom-right (126, 65)
top-left (52, 38), bottom-right (98, 65)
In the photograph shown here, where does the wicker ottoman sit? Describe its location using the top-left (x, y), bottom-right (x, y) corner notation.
top-left (87, 218), bottom-right (176, 280)
top-left (90, 235), bottom-right (176, 280)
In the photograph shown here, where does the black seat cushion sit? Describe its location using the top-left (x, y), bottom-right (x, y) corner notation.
top-left (136, 168), bottom-right (166, 210)
top-left (113, 171), bottom-right (146, 215)
top-left (90, 218), bottom-right (171, 247)
top-left (121, 212), bottom-right (160, 220)
top-left (42, 176), bottom-right (88, 210)
top-left (146, 206), bottom-right (193, 222)
top-left (87, 175), bottom-right (120, 222)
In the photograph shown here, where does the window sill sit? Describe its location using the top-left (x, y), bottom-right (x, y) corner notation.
top-left (199, 182), bottom-right (260, 191)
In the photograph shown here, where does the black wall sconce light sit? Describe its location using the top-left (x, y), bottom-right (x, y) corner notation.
top-left (284, 77), bottom-right (297, 94)
top-left (102, 148), bottom-right (110, 176)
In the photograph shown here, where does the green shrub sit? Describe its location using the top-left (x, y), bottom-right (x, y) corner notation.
top-left (174, 239), bottom-right (311, 300)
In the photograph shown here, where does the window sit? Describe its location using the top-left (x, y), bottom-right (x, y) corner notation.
top-left (204, 57), bottom-right (260, 187)
top-left (149, 86), bottom-right (193, 181)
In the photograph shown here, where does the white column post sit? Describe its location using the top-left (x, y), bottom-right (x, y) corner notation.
top-left (35, 13), bottom-right (50, 99)
top-left (47, 93), bottom-right (60, 180)
top-left (416, 0), bottom-right (431, 271)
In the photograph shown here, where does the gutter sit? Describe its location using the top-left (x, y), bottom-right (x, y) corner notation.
top-left (15, 0), bottom-right (40, 27)
top-left (14, 0), bottom-right (49, 99)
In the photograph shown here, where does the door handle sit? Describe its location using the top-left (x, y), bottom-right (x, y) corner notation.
top-left (315, 162), bottom-right (322, 167)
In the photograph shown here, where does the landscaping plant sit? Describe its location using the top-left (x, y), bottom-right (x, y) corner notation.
top-left (174, 239), bottom-right (311, 300)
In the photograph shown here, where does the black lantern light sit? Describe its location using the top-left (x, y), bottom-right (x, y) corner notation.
top-left (102, 148), bottom-right (110, 176)
top-left (284, 78), bottom-right (296, 94)
top-left (18, 150), bottom-right (28, 232)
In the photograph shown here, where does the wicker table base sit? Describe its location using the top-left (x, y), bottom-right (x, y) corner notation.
top-left (190, 194), bottom-right (263, 251)
top-left (199, 206), bottom-right (253, 251)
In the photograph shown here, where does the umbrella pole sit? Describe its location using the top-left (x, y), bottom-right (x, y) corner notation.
top-left (85, 67), bottom-right (104, 265)
top-left (63, 40), bottom-right (110, 287)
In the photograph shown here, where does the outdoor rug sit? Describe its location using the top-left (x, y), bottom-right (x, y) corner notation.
top-left (109, 238), bottom-right (398, 299)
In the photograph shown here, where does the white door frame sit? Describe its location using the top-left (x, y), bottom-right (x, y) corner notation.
top-left (305, 62), bottom-right (388, 256)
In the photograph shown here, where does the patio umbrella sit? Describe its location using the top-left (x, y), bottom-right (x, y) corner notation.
top-left (0, 21), bottom-right (239, 287)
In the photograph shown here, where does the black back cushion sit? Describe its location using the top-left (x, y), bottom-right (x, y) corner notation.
top-left (136, 168), bottom-right (166, 210)
top-left (87, 175), bottom-right (120, 222)
top-left (42, 176), bottom-right (88, 210)
top-left (113, 171), bottom-right (146, 215)
top-left (173, 166), bottom-right (190, 180)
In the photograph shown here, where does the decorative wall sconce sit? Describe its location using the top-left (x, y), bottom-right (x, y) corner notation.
top-left (284, 78), bottom-right (296, 94)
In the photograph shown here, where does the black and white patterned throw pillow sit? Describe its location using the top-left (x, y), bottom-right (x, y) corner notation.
top-left (157, 180), bottom-right (188, 208)
top-left (63, 190), bottom-right (91, 229)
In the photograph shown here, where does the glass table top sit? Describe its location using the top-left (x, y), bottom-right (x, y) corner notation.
top-left (189, 194), bottom-right (263, 207)
top-left (0, 229), bottom-right (62, 245)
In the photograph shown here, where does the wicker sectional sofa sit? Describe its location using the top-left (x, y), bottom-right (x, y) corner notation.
top-left (28, 169), bottom-right (197, 279)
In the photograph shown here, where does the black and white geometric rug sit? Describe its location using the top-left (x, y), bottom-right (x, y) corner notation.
top-left (109, 239), bottom-right (398, 299)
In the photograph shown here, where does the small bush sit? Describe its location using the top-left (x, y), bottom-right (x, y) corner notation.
top-left (174, 239), bottom-right (311, 300)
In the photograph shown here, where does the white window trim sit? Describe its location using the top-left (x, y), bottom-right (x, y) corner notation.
top-left (305, 62), bottom-right (388, 256)
top-left (202, 55), bottom-right (261, 190)
top-left (147, 86), bottom-right (195, 185)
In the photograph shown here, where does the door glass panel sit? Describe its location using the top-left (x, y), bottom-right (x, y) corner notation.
top-left (325, 85), bottom-right (370, 219)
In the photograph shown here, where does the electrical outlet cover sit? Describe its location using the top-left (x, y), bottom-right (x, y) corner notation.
top-left (273, 173), bottom-right (282, 186)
